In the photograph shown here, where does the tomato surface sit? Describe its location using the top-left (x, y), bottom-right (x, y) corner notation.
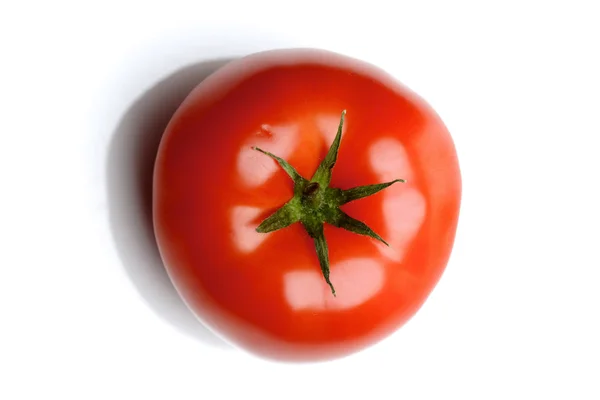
top-left (153, 48), bottom-right (461, 362)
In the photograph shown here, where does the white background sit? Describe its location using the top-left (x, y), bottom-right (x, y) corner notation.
top-left (1, 0), bottom-right (599, 398)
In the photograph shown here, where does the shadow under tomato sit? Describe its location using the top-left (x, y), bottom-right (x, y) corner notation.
top-left (106, 59), bottom-right (234, 348)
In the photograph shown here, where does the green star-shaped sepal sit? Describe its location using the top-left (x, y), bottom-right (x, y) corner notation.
top-left (252, 110), bottom-right (405, 296)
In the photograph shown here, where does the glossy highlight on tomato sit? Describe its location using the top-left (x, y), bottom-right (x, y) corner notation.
top-left (153, 48), bottom-right (461, 362)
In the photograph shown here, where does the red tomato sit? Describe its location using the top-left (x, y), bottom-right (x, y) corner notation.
top-left (153, 48), bottom-right (461, 362)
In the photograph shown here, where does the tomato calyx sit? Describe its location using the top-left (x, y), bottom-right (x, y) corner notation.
top-left (252, 110), bottom-right (405, 296)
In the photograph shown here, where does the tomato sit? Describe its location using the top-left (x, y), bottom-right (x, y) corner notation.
top-left (153, 48), bottom-right (461, 362)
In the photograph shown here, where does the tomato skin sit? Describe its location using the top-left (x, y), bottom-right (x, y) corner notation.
top-left (153, 48), bottom-right (461, 361)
